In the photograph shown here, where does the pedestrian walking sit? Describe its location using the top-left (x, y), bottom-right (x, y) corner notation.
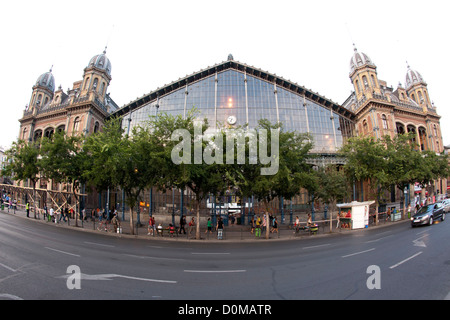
top-left (250, 216), bottom-right (255, 234)
top-left (148, 216), bottom-right (154, 235)
top-left (188, 217), bottom-right (195, 235)
top-left (271, 217), bottom-right (278, 234)
top-left (205, 218), bottom-right (213, 234)
top-left (26, 202), bottom-right (30, 218)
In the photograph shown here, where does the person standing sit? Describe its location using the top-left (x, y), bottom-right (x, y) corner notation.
top-left (26, 202), bottom-right (30, 218)
top-left (111, 214), bottom-right (120, 233)
top-left (255, 215), bottom-right (261, 237)
top-left (179, 215), bottom-right (186, 234)
top-left (216, 217), bottom-right (224, 239)
top-left (49, 206), bottom-right (54, 222)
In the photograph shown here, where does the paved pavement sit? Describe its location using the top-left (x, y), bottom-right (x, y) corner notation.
top-left (0, 202), bottom-right (402, 242)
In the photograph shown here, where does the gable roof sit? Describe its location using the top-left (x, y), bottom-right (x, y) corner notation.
top-left (111, 58), bottom-right (355, 120)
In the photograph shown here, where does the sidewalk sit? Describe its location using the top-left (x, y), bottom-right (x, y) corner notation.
top-left (0, 204), bottom-right (406, 243)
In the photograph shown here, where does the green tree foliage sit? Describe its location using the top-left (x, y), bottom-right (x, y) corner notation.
top-left (2, 139), bottom-right (42, 218)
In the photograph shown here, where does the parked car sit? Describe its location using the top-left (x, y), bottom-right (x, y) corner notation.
top-left (411, 202), bottom-right (445, 227)
top-left (440, 199), bottom-right (450, 213)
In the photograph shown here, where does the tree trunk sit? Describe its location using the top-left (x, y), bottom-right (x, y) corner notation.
top-left (196, 200), bottom-right (200, 240)
top-left (32, 181), bottom-right (37, 219)
top-left (73, 182), bottom-right (79, 227)
top-left (129, 206), bottom-right (135, 235)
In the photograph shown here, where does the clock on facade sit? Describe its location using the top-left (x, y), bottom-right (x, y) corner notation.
top-left (227, 115), bottom-right (237, 125)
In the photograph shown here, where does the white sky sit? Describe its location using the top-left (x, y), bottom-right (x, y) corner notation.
top-left (1, 0), bottom-right (449, 149)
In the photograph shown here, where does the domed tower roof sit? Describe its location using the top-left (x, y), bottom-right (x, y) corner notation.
top-left (35, 68), bottom-right (55, 92)
top-left (87, 48), bottom-right (112, 76)
top-left (405, 65), bottom-right (426, 89)
top-left (349, 47), bottom-right (376, 74)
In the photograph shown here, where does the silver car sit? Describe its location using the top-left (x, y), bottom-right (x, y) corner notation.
top-left (441, 199), bottom-right (450, 213)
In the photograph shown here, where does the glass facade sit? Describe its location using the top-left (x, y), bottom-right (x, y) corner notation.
top-left (121, 67), bottom-right (354, 154)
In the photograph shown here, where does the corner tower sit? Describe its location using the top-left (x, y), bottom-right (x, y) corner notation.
top-left (405, 65), bottom-right (431, 113)
top-left (80, 48), bottom-right (112, 100)
top-left (28, 68), bottom-right (55, 114)
top-left (349, 47), bottom-right (381, 101)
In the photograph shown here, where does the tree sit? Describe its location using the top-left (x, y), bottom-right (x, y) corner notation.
top-left (148, 110), bottom-right (226, 240)
top-left (84, 116), bottom-right (167, 235)
top-left (39, 131), bottom-right (89, 226)
top-left (339, 135), bottom-right (389, 225)
top-left (83, 117), bottom-right (128, 227)
top-left (2, 139), bottom-right (42, 218)
top-left (231, 120), bottom-right (316, 239)
top-left (313, 164), bottom-right (350, 230)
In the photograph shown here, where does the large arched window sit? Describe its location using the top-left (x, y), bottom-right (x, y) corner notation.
top-left (44, 127), bottom-right (54, 139)
top-left (33, 130), bottom-right (42, 142)
top-left (93, 121), bottom-right (100, 133)
top-left (84, 77), bottom-right (90, 90)
top-left (382, 114), bottom-right (388, 130)
top-left (93, 78), bottom-right (98, 91)
top-left (73, 117), bottom-right (81, 133)
top-left (362, 75), bottom-right (369, 89)
top-left (363, 119), bottom-right (368, 134)
top-left (396, 122), bottom-right (405, 135)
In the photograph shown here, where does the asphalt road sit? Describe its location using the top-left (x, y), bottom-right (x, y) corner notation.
top-left (1, 211), bottom-right (450, 300)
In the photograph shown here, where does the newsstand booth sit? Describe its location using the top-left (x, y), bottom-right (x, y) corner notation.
top-left (336, 201), bottom-right (375, 229)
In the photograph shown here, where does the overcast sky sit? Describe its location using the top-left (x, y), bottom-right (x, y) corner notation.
top-left (1, 0), bottom-right (448, 149)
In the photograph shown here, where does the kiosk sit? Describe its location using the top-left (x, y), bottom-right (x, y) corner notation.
top-left (336, 201), bottom-right (375, 230)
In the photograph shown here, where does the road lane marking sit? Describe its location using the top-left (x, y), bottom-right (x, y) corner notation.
top-left (389, 251), bottom-right (423, 269)
top-left (0, 262), bottom-right (17, 272)
top-left (184, 270), bottom-right (246, 273)
top-left (59, 273), bottom-right (177, 284)
top-left (191, 252), bottom-right (230, 255)
top-left (0, 294), bottom-right (23, 300)
top-left (302, 244), bottom-right (330, 250)
top-left (412, 235), bottom-right (427, 248)
top-left (341, 248), bottom-right (375, 258)
top-left (124, 254), bottom-right (184, 261)
top-left (365, 235), bottom-right (393, 243)
top-left (45, 247), bottom-right (80, 257)
top-left (84, 241), bottom-right (115, 248)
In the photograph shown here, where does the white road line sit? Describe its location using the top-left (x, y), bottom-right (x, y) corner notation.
top-left (45, 247), bottom-right (80, 257)
top-left (0, 262), bottom-right (17, 272)
top-left (389, 251), bottom-right (423, 269)
top-left (191, 252), bottom-right (230, 255)
top-left (0, 294), bottom-right (23, 300)
top-left (341, 248), bottom-right (375, 258)
top-left (84, 241), bottom-right (115, 248)
top-left (124, 254), bottom-right (184, 261)
top-left (302, 244), bottom-right (331, 250)
top-left (58, 273), bottom-right (177, 284)
top-left (365, 235), bottom-right (393, 243)
top-left (184, 270), bottom-right (246, 273)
